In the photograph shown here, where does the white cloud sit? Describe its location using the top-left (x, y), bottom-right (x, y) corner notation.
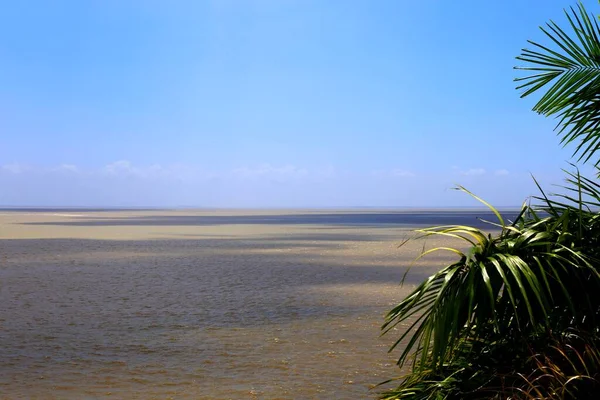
top-left (101, 161), bottom-right (186, 179)
top-left (371, 168), bottom-right (415, 178)
top-left (53, 164), bottom-right (79, 173)
top-left (494, 169), bottom-right (509, 176)
top-left (315, 165), bottom-right (337, 179)
top-left (231, 164), bottom-right (308, 179)
top-left (103, 160), bottom-right (136, 175)
top-left (0, 161), bottom-right (550, 207)
top-left (0, 161), bottom-right (216, 182)
top-left (461, 168), bottom-right (486, 176)
top-left (1, 163), bottom-right (29, 174)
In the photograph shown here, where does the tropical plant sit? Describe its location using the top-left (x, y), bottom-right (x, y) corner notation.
top-left (379, 2), bottom-right (600, 399)
top-left (516, 1), bottom-right (600, 165)
top-left (515, 331), bottom-right (600, 399)
top-left (379, 173), bottom-right (600, 399)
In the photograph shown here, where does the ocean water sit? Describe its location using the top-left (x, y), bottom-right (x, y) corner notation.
top-left (0, 210), bottom-right (510, 399)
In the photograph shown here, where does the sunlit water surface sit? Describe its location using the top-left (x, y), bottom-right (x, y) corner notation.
top-left (0, 210), bottom-right (497, 399)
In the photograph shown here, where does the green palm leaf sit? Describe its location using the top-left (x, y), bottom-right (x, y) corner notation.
top-left (380, 3), bottom-right (600, 397)
top-left (516, 2), bottom-right (600, 165)
top-left (381, 177), bottom-right (600, 397)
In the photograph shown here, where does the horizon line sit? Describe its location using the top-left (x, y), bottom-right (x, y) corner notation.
top-left (0, 205), bottom-right (524, 211)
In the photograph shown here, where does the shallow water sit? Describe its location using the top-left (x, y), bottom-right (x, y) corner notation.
top-left (0, 210), bottom-right (472, 399)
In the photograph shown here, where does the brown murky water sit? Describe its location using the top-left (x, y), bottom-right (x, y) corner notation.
top-left (0, 210), bottom-right (460, 399)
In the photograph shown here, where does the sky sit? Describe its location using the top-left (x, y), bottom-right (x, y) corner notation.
top-left (0, 0), bottom-right (597, 208)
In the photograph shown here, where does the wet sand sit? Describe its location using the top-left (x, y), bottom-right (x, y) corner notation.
top-left (0, 210), bottom-right (474, 399)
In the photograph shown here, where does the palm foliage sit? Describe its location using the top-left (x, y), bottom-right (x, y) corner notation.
top-left (516, 2), bottom-right (600, 165)
top-left (383, 184), bottom-right (598, 371)
top-left (380, 2), bottom-right (600, 398)
top-left (515, 331), bottom-right (600, 399)
top-left (380, 172), bottom-right (600, 399)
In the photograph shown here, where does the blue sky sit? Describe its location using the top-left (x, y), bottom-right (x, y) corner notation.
top-left (0, 0), bottom-right (595, 207)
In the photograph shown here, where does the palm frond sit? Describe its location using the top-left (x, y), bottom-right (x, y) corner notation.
top-left (381, 175), bottom-right (600, 398)
top-left (515, 2), bottom-right (600, 165)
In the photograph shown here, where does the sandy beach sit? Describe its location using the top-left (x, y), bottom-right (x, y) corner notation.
top-left (0, 210), bottom-right (477, 399)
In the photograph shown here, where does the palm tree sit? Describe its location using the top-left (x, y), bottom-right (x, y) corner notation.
top-left (379, 2), bottom-right (600, 398)
top-left (516, 2), bottom-right (600, 166)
